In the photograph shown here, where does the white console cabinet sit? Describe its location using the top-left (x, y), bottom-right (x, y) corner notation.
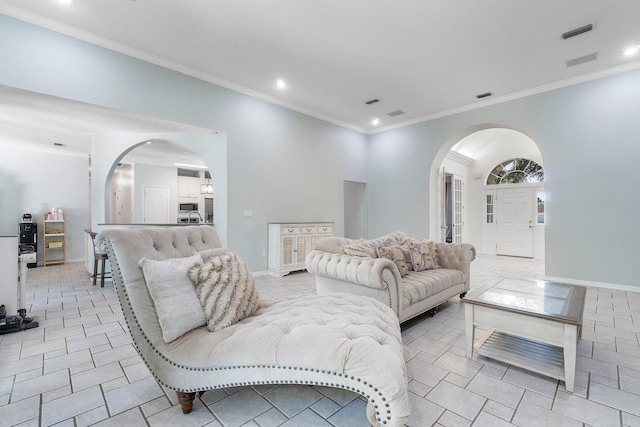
top-left (268, 222), bottom-right (333, 277)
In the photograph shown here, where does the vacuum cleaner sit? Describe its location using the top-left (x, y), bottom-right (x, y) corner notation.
top-left (0, 305), bottom-right (39, 335)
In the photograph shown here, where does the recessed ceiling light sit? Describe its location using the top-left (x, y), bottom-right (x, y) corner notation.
top-left (372, 118), bottom-right (380, 126)
top-left (624, 45), bottom-right (639, 56)
top-left (276, 79), bottom-right (286, 89)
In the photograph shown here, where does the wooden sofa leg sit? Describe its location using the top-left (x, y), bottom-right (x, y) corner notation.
top-left (177, 391), bottom-right (196, 414)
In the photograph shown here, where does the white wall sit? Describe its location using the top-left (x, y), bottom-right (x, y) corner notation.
top-left (0, 148), bottom-right (89, 264)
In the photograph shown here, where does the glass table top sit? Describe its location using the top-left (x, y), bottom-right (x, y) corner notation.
top-left (464, 278), bottom-right (586, 324)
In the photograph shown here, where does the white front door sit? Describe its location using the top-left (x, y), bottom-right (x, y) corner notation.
top-left (143, 185), bottom-right (170, 224)
top-left (496, 187), bottom-right (533, 257)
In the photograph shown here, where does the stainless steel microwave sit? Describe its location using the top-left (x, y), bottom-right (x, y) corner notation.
top-left (178, 202), bottom-right (198, 213)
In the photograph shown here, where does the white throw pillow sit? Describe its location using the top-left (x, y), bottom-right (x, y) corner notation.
top-left (138, 254), bottom-right (206, 343)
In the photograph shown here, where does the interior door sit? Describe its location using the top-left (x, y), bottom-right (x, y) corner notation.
top-left (442, 168), bottom-right (450, 242)
top-left (496, 187), bottom-right (533, 257)
top-left (442, 170), bottom-right (464, 243)
top-left (143, 185), bottom-right (170, 224)
top-left (452, 175), bottom-right (463, 243)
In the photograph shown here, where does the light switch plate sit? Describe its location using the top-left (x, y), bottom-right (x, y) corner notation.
top-left (244, 209), bottom-right (252, 217)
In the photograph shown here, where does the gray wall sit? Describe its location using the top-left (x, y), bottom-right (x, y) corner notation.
top-left (0, 14), bottom-right (367, 272)
top-left (0, 148), bottom-right (89, 264)
top-left (368, 70), bottom-right (640, 287)
top-left (1, 14), bottom-right (639, 287)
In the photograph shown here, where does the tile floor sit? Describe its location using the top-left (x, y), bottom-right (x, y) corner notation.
top-left (1, 255), bottom-right (639, 426)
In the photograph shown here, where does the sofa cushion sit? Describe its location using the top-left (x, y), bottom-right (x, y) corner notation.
top-left (377, 245), bottom-right (410, 277)
top-left (138, 254), bottom-right (206, 343)
top-left (188, 252), bottom-right (261, 332)
top-left (343, 240), bottom-right (378, 257)
top-left (342, 231), bottom-right (407, 258)
top-left (401, 268), bottom-right (466, 307)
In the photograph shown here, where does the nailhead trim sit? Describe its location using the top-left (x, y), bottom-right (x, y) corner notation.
top-left (105, 237), bottom-right (397, 424)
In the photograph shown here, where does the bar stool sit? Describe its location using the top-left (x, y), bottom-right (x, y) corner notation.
top-left (85, 229), bottom-right (110, 287)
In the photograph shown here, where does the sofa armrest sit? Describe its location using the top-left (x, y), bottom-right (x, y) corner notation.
top-left (306, 250), bottom-right (402, 314)
top-left (434, 243), bottom-right (476, 290)
top-left (306, 251), bottom-right (401, 290)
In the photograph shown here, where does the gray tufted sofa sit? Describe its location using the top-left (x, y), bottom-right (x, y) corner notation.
top-left (98, 225), bottom-right (409, 426)
top-left (306, 232), bottom-right (476, 323)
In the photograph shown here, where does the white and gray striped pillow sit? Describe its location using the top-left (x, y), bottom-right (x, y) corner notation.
top-left (188, 252), bottom-right (260, 332)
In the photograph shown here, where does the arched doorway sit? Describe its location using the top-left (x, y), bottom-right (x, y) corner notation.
top-left (429, 126), bottom-right (545, 259)
top-left (105, 139), bottom-right (211, 225)
top-left (95, 131), bottom-right (228, 246)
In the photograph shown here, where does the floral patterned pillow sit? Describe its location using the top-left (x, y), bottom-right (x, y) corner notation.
top-left (402, 238), bottom-right (437, 271)
top-left (377, 245), bottom-right (410, 277)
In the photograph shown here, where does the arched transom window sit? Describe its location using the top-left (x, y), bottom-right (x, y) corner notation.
top-left (486, 158), bottom-right (544, 185)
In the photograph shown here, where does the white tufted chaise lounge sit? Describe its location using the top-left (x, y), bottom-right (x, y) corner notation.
top-left (98, 226), bottom-right (409, 426)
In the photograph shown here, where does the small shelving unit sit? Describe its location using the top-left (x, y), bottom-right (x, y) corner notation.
top-left (43, 214), bottom-right (66, 266)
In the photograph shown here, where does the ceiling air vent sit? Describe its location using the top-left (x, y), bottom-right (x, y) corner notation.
top-left (476, 92), bottom-right (492, 99)
top-left (562, 24), bottom-right (593, 40)
top-left (566, 52), bottom-right (598, 67)
top-left (387, 110), bottom-right (405, 117)
top-left (365, 98), bottom-right (380, 105)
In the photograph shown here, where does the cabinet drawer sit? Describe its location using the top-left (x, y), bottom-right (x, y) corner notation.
top-left (300, 226), bottom-right (317, 234)
top-left (281, 227), bottom-right (300, 235)
top-left (318, 226), bottom-right (333, 234)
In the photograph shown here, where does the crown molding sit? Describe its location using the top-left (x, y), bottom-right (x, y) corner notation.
top-left (370, 60), bottom-right (640, 135)
top-left (445, 150), bottom-right (474, 166)
top-left (3, 6), bottom-right (640, 137)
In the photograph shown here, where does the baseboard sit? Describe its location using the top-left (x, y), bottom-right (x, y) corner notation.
top-left (252, 270), bottom-right (268, 277)
top-left (544, 275), bottom-right (640, 294)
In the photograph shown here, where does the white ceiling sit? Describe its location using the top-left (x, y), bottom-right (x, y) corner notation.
top-left (1, 0), bottom-right (640, 158)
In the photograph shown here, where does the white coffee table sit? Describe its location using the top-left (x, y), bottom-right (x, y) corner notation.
top-left (464, 278), bottom-right (586, 392)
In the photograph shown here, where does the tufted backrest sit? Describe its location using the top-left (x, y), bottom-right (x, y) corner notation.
top-left (97, 225), bottom-right (222, 288)
top-left (314, 231), bottom-right (407, 254)
top-left (96, 225), bottom-right (223, 379)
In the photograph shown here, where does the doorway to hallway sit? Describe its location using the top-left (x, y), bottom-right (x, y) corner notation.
top-left (344, 180), bottom-right (367, 239)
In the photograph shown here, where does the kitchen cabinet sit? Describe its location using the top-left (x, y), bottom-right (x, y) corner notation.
top-left (43, 215), bottom-right (65, 266)
top-left (268, 222), bottom-right (333, 277)
top-left (178, 176), bottom-right (200, 197)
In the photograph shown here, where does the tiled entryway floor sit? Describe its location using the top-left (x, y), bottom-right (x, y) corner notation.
top-left (1, 255), bottom-right (640, 426)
